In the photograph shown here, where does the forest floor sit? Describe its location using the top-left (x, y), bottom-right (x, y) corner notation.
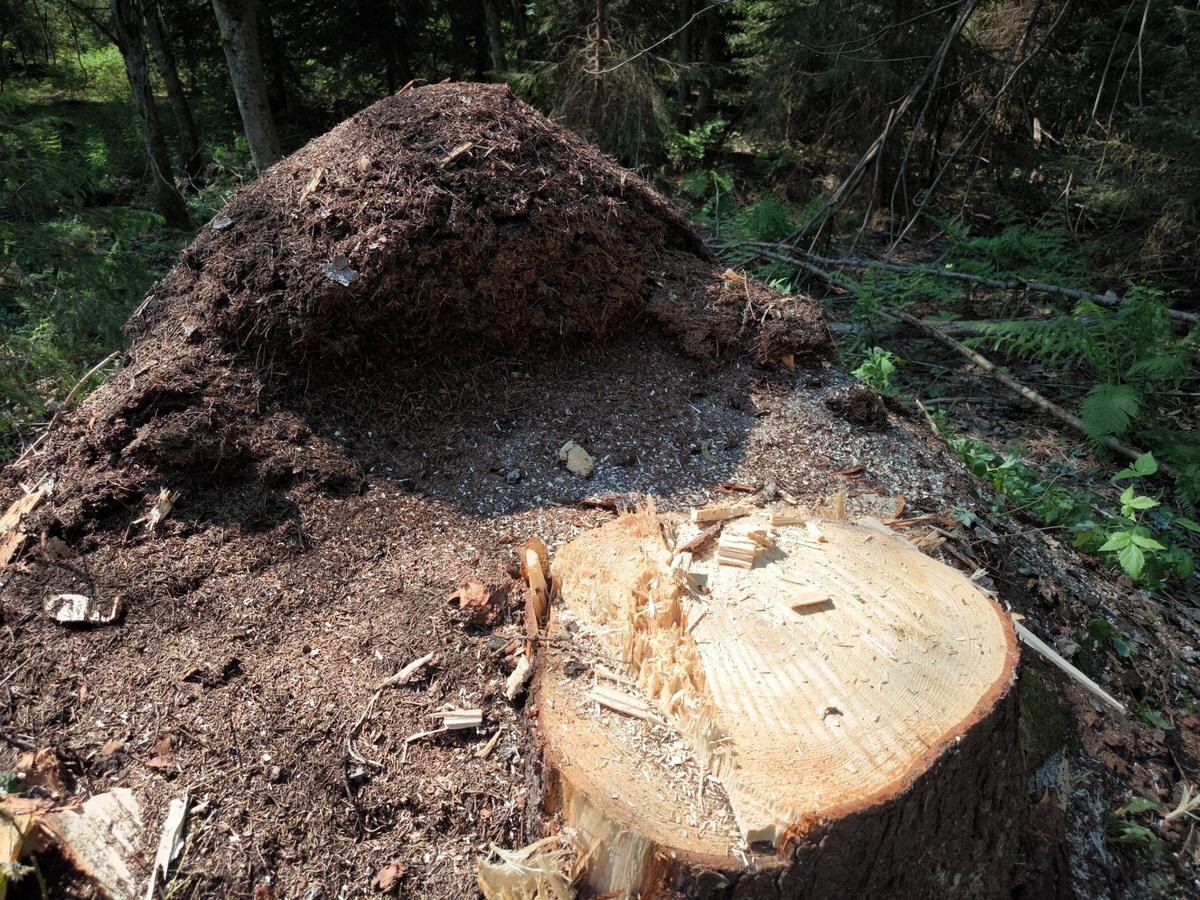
top-left (1, 81), bottom-right (1198, 900)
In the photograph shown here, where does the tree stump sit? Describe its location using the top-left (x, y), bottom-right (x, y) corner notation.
top-left (533, 506), bottom-right (1023, 898)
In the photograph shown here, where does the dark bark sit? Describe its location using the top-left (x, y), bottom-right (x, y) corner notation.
top-left (677, 0), bottom-right (692, 121)
top-left (483, 0), bottom-right (504, 72)
top-left (257, 1), bottom-right (293, 122)
top-left (509, 0), bottom-right (526, 46)
top-left (110, 0), bottom-right (190, 227)
top-left (376, 0), bottom-right (412, 91)
top-left (143, 0), bottom-right (202, 180)
top-left (695, 3), bottom-right (720, 120)
top-left (210, 0), bottom-right (281, 172)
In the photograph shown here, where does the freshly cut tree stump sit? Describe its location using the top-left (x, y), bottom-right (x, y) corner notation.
top-left (534, 507), bottom-right (1023, 898)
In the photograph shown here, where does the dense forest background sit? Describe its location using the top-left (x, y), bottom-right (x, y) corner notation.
top-left (2, 0), bottom-right (1199, 599)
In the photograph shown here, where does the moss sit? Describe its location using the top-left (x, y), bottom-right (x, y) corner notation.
top-left (1018, 668), bottom-right (1072, 775)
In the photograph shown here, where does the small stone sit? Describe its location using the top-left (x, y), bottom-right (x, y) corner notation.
top-left (558, 441), bottom-right (594, 478)
top-left (505, 468), bottom-right (522, 484)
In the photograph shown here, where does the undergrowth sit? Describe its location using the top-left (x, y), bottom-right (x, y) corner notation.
top-left (0, 72), bottom-right (254, 460)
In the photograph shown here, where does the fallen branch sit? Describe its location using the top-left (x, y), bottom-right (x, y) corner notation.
top-left (891, 309), bottom-right (1166, 472)
top-left (1012, 616), bottom-right (1126, 714)
top-left (753, 244), bottom-right (1197, 325)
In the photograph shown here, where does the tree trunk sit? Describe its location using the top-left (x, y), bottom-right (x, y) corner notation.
top-left (376, 0), bottom-right (411, 91)
top-left (677, 0), bottom-right (693, 122)
top-left (509, 0), bottom-right (527, 47)
top-left (110, 0), bottom-right (189, 227)
top-left (695, 3), bottom-right (720, 121)
top-left (535, 509), bottom-right (1024, 897)
top-left (210, 0), bottom-right (281, 172)
top-left (258, 2), bottom-right (294, 123)
top-left (143, 0), bottom-right (202, 181)
top-left (482, 0), bottom-right (504, 72)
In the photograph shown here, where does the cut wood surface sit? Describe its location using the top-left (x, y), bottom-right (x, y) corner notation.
top-left (536, 506), bottom-right (1022, 896)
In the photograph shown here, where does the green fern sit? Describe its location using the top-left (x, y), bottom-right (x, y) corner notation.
top-left (1081, 384), bottom-right (1142, 440)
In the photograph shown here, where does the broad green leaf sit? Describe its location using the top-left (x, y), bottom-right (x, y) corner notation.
top-left (1132, 452), bottom-right (1157, 477)
top-left (1118, 543), bottom-right (1145, 579)
top-left (1175, 516), bottom-right (1200, 534)
top-left (1098, 532), bottom-right (1131, 551)
top-left (1130, 533), bottom-right (1165, 550)
top-left (1111, 634), bottom-right (1132, 658)
top-left (1126, 495), bottom-right (1158, 510)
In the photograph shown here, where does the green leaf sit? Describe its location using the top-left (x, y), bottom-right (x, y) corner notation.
top-left (1081, 384), bottom-right (1142, 440)
top-left (1111, 822), bottom-right (1162, 855)
top-left (1114, 452), bottom-right (1158, 482)
top-left (1175, 516), bottom-right (1200, 534)
top-left (1118, 542), bottom-right (1145, 579)
top-left (1098, 532), bottom-right (1131, 551)
top-left (1120, 797), bottom-right (1160, 816)
top-left (1138, 707), bottom-right (1174, 731)
top-left (1087, 618), bottom-right (1114, 642)
top-left (1111, 634), bottom-right (1132, 658)
top-left (1126, 495), bottom-right (1158, 511)
top-left (1130, 533), bottom-right (1165, 550)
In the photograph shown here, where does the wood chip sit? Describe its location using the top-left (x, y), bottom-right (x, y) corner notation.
top-left (520, 537), bottom-right (550, 632)
top-left (504, 655), bottom-right (533, 701)
top-left (299, 167), bottom-right (324, 203)
top-left (691, 502), bottom-right (753, 524)
top-left (430, 708), bottom-right (484, 730)
top-left (675, 522), bottom-right (721, 555)
top-left (475, 730), bottom-right (502, 759)
top-left (44, 594), bottom-right (123, 626)
top-left (144, 794), bottom-right (188, 900)
top-left (438, 141), bottom-right (474, 168)
top-left (771, 506), bottom-right (808, 526)
top-left (146, 487), bottom-right (179, 531)
top-left (558, 441), bottom-right (594, 477)
top-left (589, 684), bottom-right (664, 725)
top-left (1, 476), bottom-right (53, 567)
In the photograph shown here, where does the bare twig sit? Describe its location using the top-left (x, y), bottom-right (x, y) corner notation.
top-left (750, 244), bottom-right (1198, 324)
top-left (594, 0), bottom-right (731, 75)
top-left (788, 0), bottom-right (982, 248)
top-left (1012, 616), bottom-right (1126, 714)
top-left (345, 651), bottom-right (436, 770)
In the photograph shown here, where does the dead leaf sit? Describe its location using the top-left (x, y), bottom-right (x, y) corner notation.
top-left (15, 747), bottom-right (67, 796)
top-left (371, 860), bottom-right (408, 893)
top-left (449, 581), bottom-right (506, 627)
top-left (147, 735), bottom-right (174, 770)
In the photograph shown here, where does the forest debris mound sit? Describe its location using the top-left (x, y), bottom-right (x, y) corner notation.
top-left (134, 82), bottom-right (828, 370)
top-left (7, 82), bottom-right (828, 548)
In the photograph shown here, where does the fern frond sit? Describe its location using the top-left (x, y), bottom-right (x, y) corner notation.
top-left (1126, 353), bottom-right (1191, 384)
top-left (975, 316), bottom-right (1098, 369)
top-left (1081, 384), bottom-right (1142, 440)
